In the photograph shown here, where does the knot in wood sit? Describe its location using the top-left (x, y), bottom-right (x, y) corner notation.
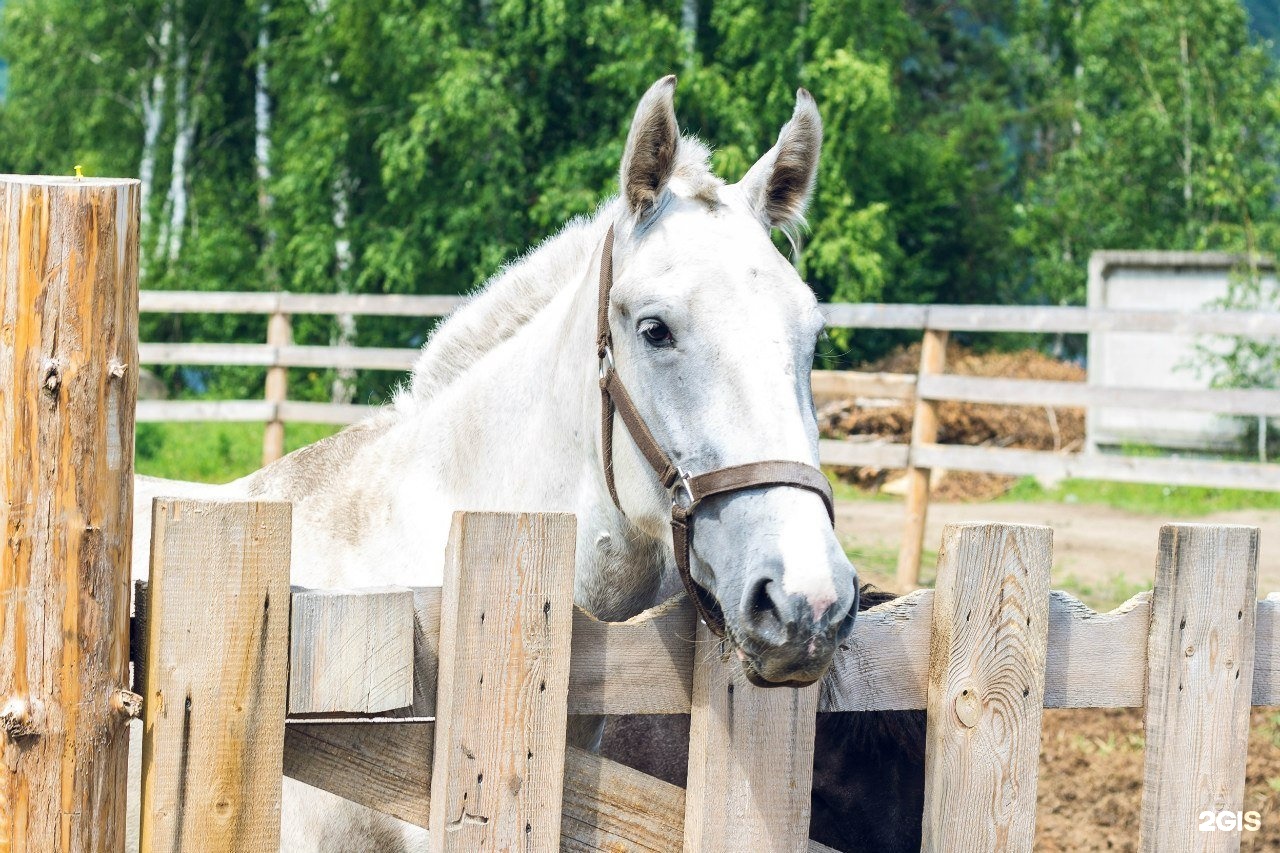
top-left (41, 359), bottom-right (61, 394)
top-left (954, 684), bottom-right (982, 728)
top-left (1, 697), bottom-right (39, 739)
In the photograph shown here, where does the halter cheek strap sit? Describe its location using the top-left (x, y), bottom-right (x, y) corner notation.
top-left (595, 224), bottom-right (835, 637)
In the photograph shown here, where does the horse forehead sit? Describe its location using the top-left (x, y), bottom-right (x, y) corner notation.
top-left (628, 215), bottom-right (811, 311)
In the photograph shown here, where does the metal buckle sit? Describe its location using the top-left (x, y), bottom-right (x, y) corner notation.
top-left (598, 345), bottom-right (615, 380)
top-left (671, 468), bottom-right (694, 510)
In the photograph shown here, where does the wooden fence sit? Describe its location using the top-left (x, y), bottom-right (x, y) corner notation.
top-left (138, 289), bottom-right (1280, 586)
top-left (3, 178), bottom-right (1277, 851)
top-left (133, 506), bottom-right (1280, 852)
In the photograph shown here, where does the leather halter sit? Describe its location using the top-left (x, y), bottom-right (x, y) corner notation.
top-left (595, 225), bottom-right (835, 637)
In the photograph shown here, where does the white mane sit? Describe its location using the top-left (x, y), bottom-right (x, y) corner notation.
top-left (397, 136), bottom-right (720, 410)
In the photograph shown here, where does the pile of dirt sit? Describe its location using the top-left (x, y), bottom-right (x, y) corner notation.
top-left (1036, 707), bottom-right (1280, 851)
top-left (820, 343), bottom-right (1087, 501)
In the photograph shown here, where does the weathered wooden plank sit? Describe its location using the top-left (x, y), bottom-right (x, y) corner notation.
top-left (288, 586), bottom-right (414, 714)
top-left (138, 289), bottom-right (463, 318)
top-left (0, 174), bottom-right (140, 853)
top-left (568, 595), bottom-right (697, 715)
top-left (1042, 589), bottom-right (1151, 708)
top-left (1139, 524), bottom-right (1260, 853)
top-left (136, 399), bottom-right (276, 423)
top-left (810, 370), bottom-right (916, 401)
top-left (283, 721), bottom-right (431, 827)
top-left (138, 341), bottom-right (418, 371)
top-left (278, 400), bottom-right (378, 425)
top-left (817, 438), bottom-right (910, 470)
top-left (1255, 592), bottom-right (1280, 707)
top-left (428, 512), bottom-right (577, 852)
top-left (139, 499), bottom-right (292, 853)
top-left (683, 622), bottom-right (819, 852)
top-left (912, 443), bottom-right (1280, 493)
top-left (918, 373), bottom-right (1280, 418)
top-left (281, 720), bottom-right (837, 852)
top-left (920, 523), bottom-right (1053, 853)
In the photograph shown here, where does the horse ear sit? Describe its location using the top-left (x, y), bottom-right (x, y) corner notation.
top-left (620, 75), bottom-right (679, 220)
top-left (738, 89), bottom-right (823, 230)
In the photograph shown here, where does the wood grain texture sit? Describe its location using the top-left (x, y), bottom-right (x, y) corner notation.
top-left (428, 512), bottom-right (577, 853)
top-left (920, 523), bottom-right (1053, 853)
top-left (0, 175), bottom-right (140, 853)
top-left (283, 721), bottom-right (431, 827)
top-left (683, 621), bottom-right (819, 853)
top-left (139, 499), bottom-right (292, 853)
top-left (288, 586), bottom-right (413, 714)
top-left (128, 585), bottom-right (1280, 717)
top-left (897, 328), bottom-right (948, 587)
top-left (282, 721), bottom-right (838, 852)
top-left (1139, 524), bottom-right (1260, 853)
top-left (1255, 593), bottom-right (1280, 707)
top-left (568, 595), bottom-right (697, 715)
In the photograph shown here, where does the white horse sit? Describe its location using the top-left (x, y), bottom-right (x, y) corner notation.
top-left (128, 76), bottom-right (859, 851)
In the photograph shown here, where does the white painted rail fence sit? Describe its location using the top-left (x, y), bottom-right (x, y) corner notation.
top-left (137, 288), bottom-right (1280, 588)
top-left (123, 501), bottom-right (1273, 852)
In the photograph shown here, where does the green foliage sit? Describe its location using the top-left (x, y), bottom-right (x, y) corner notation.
top-left (1, 0), bottom-right (1278, 384)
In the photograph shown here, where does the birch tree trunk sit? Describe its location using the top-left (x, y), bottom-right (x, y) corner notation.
top-left (330, 168), bottom-right (356, 405)
top-left (255, 0), bottom-right (278, 290)
top-left (138, 6), bottom-right (173, 280)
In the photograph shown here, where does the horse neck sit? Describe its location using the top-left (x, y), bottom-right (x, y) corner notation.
top-left (405, 226), bottom-right (669, 620)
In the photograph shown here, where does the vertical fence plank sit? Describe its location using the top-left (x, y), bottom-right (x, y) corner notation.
top-left (920, 522), bottom-right (1053, 853)
top-left (897, 327), bottom-right (948, 588)
top-left (0, 175), bottom-right (140, 852)
top-left (1138, 524), bottom-right (1259, 853)
top-left (262, 308), bottom-right (291, 466)
top-left (139, 499), bottom-right (292, 853)
top-left (428, 512), bottom-right (577, 853)
top-left (683, 621), bottom-right (820, 853)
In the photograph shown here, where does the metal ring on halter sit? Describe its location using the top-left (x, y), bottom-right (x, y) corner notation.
top-left (671, 468), bottom-right (694, 510)
top-left (598, 346), bottom-right (615, 380)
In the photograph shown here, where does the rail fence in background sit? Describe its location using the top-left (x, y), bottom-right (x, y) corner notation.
top-left (138, 289), bottom-right (1280, 586)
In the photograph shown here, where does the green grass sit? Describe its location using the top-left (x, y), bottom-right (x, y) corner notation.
top-left (840, 538), bottom-right (940, 590)
top-left (1000, 476), bottom-right (1280, 516)
top-left (135, 422), bottom-right (341, 483)
top-left (1055, 572), bottom-right (1153, 612)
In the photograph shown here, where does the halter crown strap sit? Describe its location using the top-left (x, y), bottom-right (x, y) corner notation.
top-left (595, 224), bottom-right (835, 637)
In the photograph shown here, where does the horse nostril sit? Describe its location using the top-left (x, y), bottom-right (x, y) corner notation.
top-left (744, 577), bottom-right (786, 642)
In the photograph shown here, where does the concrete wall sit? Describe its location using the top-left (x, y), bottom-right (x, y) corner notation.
top-left (1086, 251), bottom-right (1276, 452)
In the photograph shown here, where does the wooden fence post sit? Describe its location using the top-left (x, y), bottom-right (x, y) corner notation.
top-left (1138, 524), bottom-right (1259, 853)
top-left (0, 175), bottom-right (140, 852)
top-left (262, 307), bottom-right (292, 466)
top-left (683, 621), bottom-right (820, 852)
top-left (139, 499), bottom-right (292, 853)
top-left (897, 327), bottom-right (948, 588)
top-left (428, 512), bottom-right (577, 852)
top-left (920, 522), bottom-right (1053, 853)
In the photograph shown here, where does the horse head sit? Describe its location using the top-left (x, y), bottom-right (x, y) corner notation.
top-left (600, 77), bottom-right (858, 687)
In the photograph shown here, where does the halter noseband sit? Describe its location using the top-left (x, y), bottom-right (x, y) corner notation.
top-left (595, 225), bottom-right (836, 637)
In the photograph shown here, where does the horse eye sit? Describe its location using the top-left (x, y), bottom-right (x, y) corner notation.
top-left (638, 318), bottom-right (674, 347)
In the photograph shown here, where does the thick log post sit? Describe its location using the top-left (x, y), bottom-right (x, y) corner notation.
top-left (0, 175), bottom-right (140, 851)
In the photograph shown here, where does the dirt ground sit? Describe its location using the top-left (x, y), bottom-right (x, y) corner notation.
top-left (836, 497), bottom-right (1280, 850)
top-left (836, 499), bottom-right (1280, 595)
